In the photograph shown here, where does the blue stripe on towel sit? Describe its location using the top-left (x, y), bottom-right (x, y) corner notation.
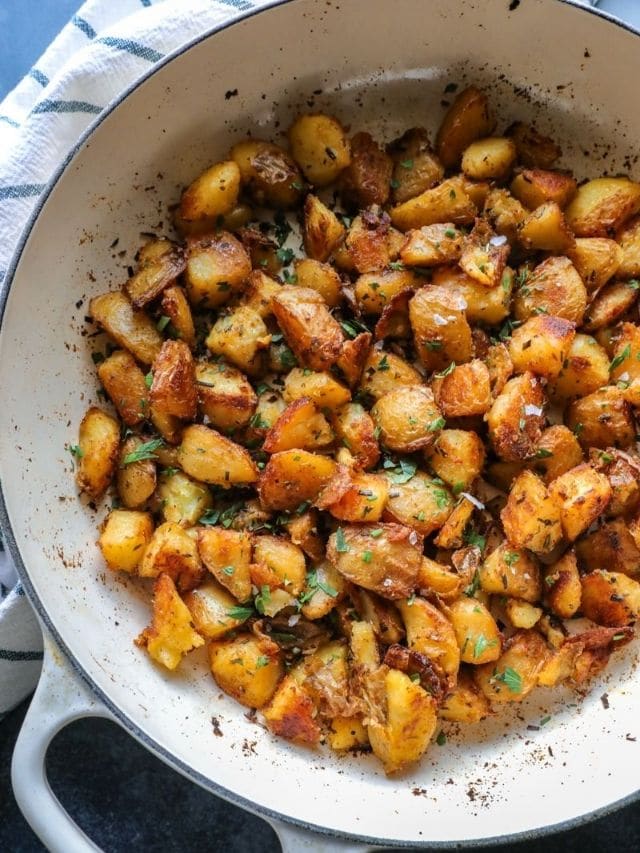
top-left (33, 99), bottom-right (102, 115)
top-left (72, 15), bottom-right (96, 39)
top-left (29, 69), bottom-right (49, 87)
top-left (96, 36), bottom-right (164, 63)
top-left (0, 649), bottom-right (44, 662)
top-left (0, 184), bottom-right (45, 201)
top-left (0, 116), bottom-right (20, 128)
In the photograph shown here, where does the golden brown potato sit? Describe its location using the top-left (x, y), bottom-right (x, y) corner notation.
top-left (397, 597), bottom-right (460, 685)
top-left (461, 137), bottom-right (516, 181)
top-left (116, 437), bottom-right (156, 509)
top-left (184, 580), bottom-right (249, 639)
top-left (242, 270), bottom-right (281, 318)
top-left (596, 448), bottom-right (640, 517)
top-left (178, 424), bottom-right (257, 487)
top-left (159, 286), bottom-right (196, 350)
top-left (299, 560), bottom-right (345, 620)
top-left (530, 425), bottom-right (584, 484)
top-left (505, 599), bottom-right (542, 630)
top-left (371, 385), bottom-right (443, 453)
top-left (518, 202), bottom-right (575, 253)
top-left (302, 193), bottom-right (346, 261)
top-left (288, 113), bottom-right (350, 186)
top-left (294, 258), bottom-right (342, 307)
top-left (510, 169), bottom-right (577, 210)
top-left (339, 131), bottom-right (392, 208)
top-left (195, 360), bottom-right (256, 433)
top-left (508, 314), bottom-right (575, 379)
top-left (580, 570), bottom-right (640, 626)
top-left (548, 463), bottom-right (611, 541)
top-left (424, 429), bottom-right (485, 491)
top-left (474, 630), bottom-right (548, 703)
top-left (440, 670), bottom-right (490, 722)
top-left (331, 403), bottom-right (380, 470)
top-left (388, 127), bottom-right (444, 204)
top-left (390, 177), bottom-right (476, 231)
top-left (568, 238), bottom-right (622, 292)
top-left (550, 333), bottom-right (610, 399)
top-left (566, 387), bottom-right (635, 450)
top-left (322, 470), bottom-right (389, 522)
top-left (184, 231), bottom-right (251, 309)
top-left (327, 716), bottom-right (369, 750)
top-left (432, 360), bottom-right (492, 417)
top-left (416, 556), bottom-right (464, 600)
top-left (447, 597), bottom-right (501, 665)
top-left (409, 285), bottom-right (473, 372)
top-left (483, 188), bottom-right (527, 243)
top-left (262, 675), bottom-right (322, 744)
top-left (335, 332), bottom-right (372, 389)
top-left (210, 634), bottom-right (284, 708)
top-left (197, 527), bottom-right (252, 602)
top-left (543, 549), bottom-right (581, 618)
top-left (500, 470), bottom-right (562, 554)
top-left (575, 517), bottom-right (640, 578)
top-left (283, 368), bottom-right (351, 410)
top-left (486, 372), bottom-right (545, 462)
top-left (566, 177), bottom-right (640, 237)
top-left (263, 397), bottom-right (333, 453)
top-left (354, 269), bottom-right (417, 315)
top-left (89, 291), bottom-right (162, 365)
top-left (237, 226), bottom-right (281, 275)
top-left (609, 322), bottom-right (640, 388)
top-left (359, 348), bottom-right (422, 400)
top-left (75, 407), bottom-right (120, 498)
top-left (98, 509), bottom-right (153, 573)
top-left (433, 496), bottom-right (475, 550)
top-left (584, 280), bottom-right (639, 332)
top-left (97, 350), bottom-right (149, 427)
top-left (258, 449), bottom-right (337, 511)
top-left (616, 215), bottom-right (640, 278)
top-left (507, 122), bottom-right (561, 169)
top-left (480, 543), bottom-right (541, 603)
top-left (175, 202), bottom-right (253, 237)
top-left (253, 535), bottom-right (307, 597)
top-left (230, 138), bottom-right (304, 208)
top-left (384, 470), bottom-right (454, 536)
top-left (399, 223), bottom-right (463, 267)
top-left (344, 212), bottom-right (391, 274)
top-left (179, 160), bottom-right (241, 226)
top-left (513, 257), bottom-right (587, 325)
top-left (458, 219), bottom-right (510, 288)
top-left (156, 470), bottom-right (212, 527)
top-left (136, 574), bottom-right (204, 670)
top-left (272, 286), bottom-right (344, 371)
top-left (205, 306), bottom-right (271, 376)
top-left (125, 238), bottom-right (186, 309)
top-left (150, 340), bottom-right (197, 421)
top-left (327, 523), bottom-right (422, 599)
top-left (150, 407), bottom-right (183, 446)
top-left (431, 264), bottom-right (512, 326)
top-left (435, 86), bottom-right (495, 169)
top-left (139, 521), bottom-right (203, 591)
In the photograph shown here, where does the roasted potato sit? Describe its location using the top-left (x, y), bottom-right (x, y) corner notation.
top-left (461, 137), bottom-right (516, 181)
top-left (566, 177), bottom-right (640, 237)
top-left (424, 429), bottom-right (485, 490)
top-left (518, 202), bottom-right (575, 253)
top-left (500, 470), bottom-right (562, 554)
top-left (150, 340), bottom-right (197, 421)
top-left (184, 231), bottom-right (251, 309)
top-left (431, 264), bottom-right (512, 326)
top-left (371, 385), bottom-right (443, 453)
top-left (195, 360), bottom-right (257, 432)
top-left (480, 543), bottom-right (541, 603)
top-left (409, 284), bottom-right (473, 372)
top-left (390, 177), bottom-right (476, 231)
top-left (583, 280), bottom-right (639, 332)
top-left (568, 238), bottom-right (622, 292)
top-left (384, 470), bottom-right (453, 536)
top-left (75, 407), bottom-right (120, 498)
top-left (436, 86), bottom-right (495, 168)
top-left (399, 223), bottom-right (463, 267)
top-left (339, 131), bottom-right (393, 208)
top-left (178, 160), bottom-right (241, 226)
top-left (580, 570), bottom-right (640, 626)
top-left (230, 138), bottom-right (304, 208)
top-left (388, 127), bottom-right (444, 204)
top-left (302, 194), bottom-right (346, 261)
top-left (197, 527), bottom-right (252, 602)
top-left (210, 634), bottom-right (284, 707)
top-left (136, 574), bottom-right (204, 670)
top-left (178, 424), bottom-right (258, 487)
top-left (543, 549), bottom-right (581, 619)
top-left (288, 113), bottom-right (350, 186)
top-left (550, 333), bottom-right (610, 399)
top-left (184, 580), bottom-right (249, 639)
top-left (447, 597), bottom-right (501, 664)
top-left (272, 286), bottom-right (344, 371)
top-left (474, 630), bottom-right (548, 703)
top-left (508, 314), bottom-right (575, 379)
top-left (432, 359), bottom-right (492, 417)
top-left (283, 368), bottom-right (351, 410)
top-left (486, 372), bottom-right (545, 462)
top-left (157, 469), bottom-right (212, 526)
top-left (139, 521), bottom-right (203, 591)
top-left (510, 169), bottom-right (577, 210)
top-left (566, 387), bottom-right (635, 450)
top-left (513, 257), bottom-right (587, 325)
top-left (90, 291), bottom-right (162, 365)
top-left (331, 403), bottom-right (380, 469)
top-left (205, 306), bottom-right (271, 376)
top-left (258, 449), bottom-right (337, 511)
top-left (98, 509), bottom-right (153, 573)
top-left (507, 122), bottom-right (561, 169)
top-left (294, 258), bottom-right (342, 307)
top-left (97, 350), bottom-right (149, 427)
top-left (359, 348), bottom-right (422, 400)
top-left (575, 518), bottom-right (640, 578)
top-left (117, 437), bottom-right (157, 509)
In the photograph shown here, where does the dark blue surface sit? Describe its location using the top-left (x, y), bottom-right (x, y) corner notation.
top-left (0, 2), bottom-right (639, 851)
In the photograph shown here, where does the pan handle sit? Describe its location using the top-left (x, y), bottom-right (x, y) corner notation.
top-left (11, 631), bottom-right (115, 853)
top-left (269, 820), bottom-right (376, 852)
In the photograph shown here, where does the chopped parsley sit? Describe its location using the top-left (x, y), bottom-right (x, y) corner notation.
top-left (362, 550), bottom-right (373, 563)
top-left (435, 362), bottom-right (456, 378)
top-left (335, 527), bottom-right (350, 553)
top-left (122, 438), bottom-right (164, 465)
top-left (492, 666), bottom-right (523, 694)
top-left (227, 604), bottom-right (254, 621)
top-left (610, 345), bottom-right (631, 373)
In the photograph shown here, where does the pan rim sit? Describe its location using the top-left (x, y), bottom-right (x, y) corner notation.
top-left (1, 0), bottom-right (639, 846)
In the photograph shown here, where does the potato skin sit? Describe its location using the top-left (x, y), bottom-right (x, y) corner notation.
top-left (507, 122), bottom-right (561, 169)
top-left (272, 286), bottom-right (344, 372)
top-left (390, 177), bottom-right (476, 231)
top-left (424, 429), bottom-right (485, 490)
top-left (178, 424), bottom-right (258, 487)
top-left (409, 285), bottom-right (473, 372)
top-left (90, 291), bottom-right (162, 365)
top-left (98, 509), bottom-right (153, 573)
top-left (327, 523), bottom-right (422, 599)
top-left (543, 549), bottom-right (581, 618)
top-left (436, 85), bottom-right (495, 168)
top-left (283, 368), bottom-right (351, 410)
top-left (580, 570), bottom-right (640, 626)
top-left (500, 470), bottom-right (562, 554)
top-left (76, 407), bottom-right (120, 498)
top-left (197, 527), bottom-right (252, 602)
top-left (230, 139), bottom-right (304, 208)
top-left (480, 543), bottom-right (541, 603)
top-left (303, 194), bottom-right (345, 261)
top-left (195, 360), bottom-right (257, 432)
top-left (486, 372), bottom-right (545, 462)
top-left (294, 258), bottom-right (342, 307)
top-left (396, 597), bottom-right (460, 686)
top-left (184, 580), bottom-right (249, 640)
top-left (513, 257), bottom-right (587, 325)
top-left (139, 521), bottom-right (203, 591)
top-left (388, 127), bottom-right (444, 204)
top-left (384, 471), bottom-right (453, 536)
top-left (288, 113), bottom-right (350, 186)
top-left (263, 397), bottom-right (333, 453)
top-left (371, 385), bottom-right (443, 453)
top-left (567, 387), bottom-right (635, 450)
top-left (209, 634), bottom-right (284, 708)
top-left (550, 333), bottom-right (610, 400)
top-left (97, 350), bottom-right (149, 427)
top-left (461, 137), bottom-right (516, 181)
top-left (576, 517), bottom-right (640, 578)
top-left (126, 238), bottom-right (186, 309)
top-left (568, 238), bottom-right (622, 292)
top-left (548, 463), bottom-right (612, 542)
top-left (205, 306), bottom-right (271, 376)
top-left (160, 286), bottom-right (196, 350)
top-left (331, 403), bottom-right (380, 470)
top-left (184, 231), bottom-right (252, 309)
top-left (179, 160), bottom-right (241, 224)
top-left (339, 131), bottom-right (392, 208)
top-left (150, 340), bottom-right (197, 421)
top-left (359, 348), bottom-right (422, 400)
top-left (510, 169), bottom-right (577, 210)
top-left (433, 360), bottom-right (491, 417)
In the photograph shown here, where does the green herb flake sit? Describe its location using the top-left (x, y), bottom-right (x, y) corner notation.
top-left (144, 371), bottom-right (153, 389)
top-left (68, 444), bottom-right (84, 459)
top-left (222, 565), bottom-right (235, 576)
top-left (535, 448), bottom-right (553, 459)
top-left (444, 228), bottom-right (457, 239)
top-left (390, 178), bottom-right (400, 189)
top-left (362, 550), bottom-right (373, 563)
top-left (573, 422), bottom-right (584, 436)
top-left (503, 551), bottom-right (520, 568)
top-left (400, 159), bottom-right (414, 169)
top-left (389, 458), bottom-right (417, 484)
top-left (427, 416), bottom-right (446, 432)
top-left (255, 655), bottom-right (270, 669)
top-left (464, 569), bottom-right (481, 597)
top-left (424, 339), bottom-right (443, 351)
top-left (610, 344), bottom-right (631, 373)
top-left (122, 438), bottom-right (164, 466)
top-left (599, 451), bottom-right (614, 464)
top-left (227, 605), bottom-right (254, 621)
top-left (436, 730), bottom-right (447, 746)
top-left (276, 247), bottom-right (295, 265)
top-left (435, 362), bottom-right (456, 378)
top-left (377, 354), bottom-right (390, 371)
top-left (335, 527), bottom-right (350, 553)
top-left (494, 666), bottom-right (523, 694)
top-left (156, 315), bottom-right (171, 332)
top-left (254, 584), bottom-right (271, 615)
top-left (472, 634), bottom-right (497, 659)
top-left (409, 672), bottom-right (421, 683)
top-left (540, 715), bottom-right (551, 726)
top-left (370, 528), bottom-right (383, 538)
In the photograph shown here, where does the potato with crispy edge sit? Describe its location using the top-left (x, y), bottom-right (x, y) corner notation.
top-left (483, 188), bottom-right (527, 243)
top-left (179, 160), bottom-right (241, 226)
top-left (98, 509), bottom-right (153, 573)
top-left (195, 360), bottom-right (257, 433)
top-left (616, 215), bottom-right (640, 278)
top-left (461, 137), bottom-right (516, 181)
top-left (480, 543), bottom-right (541, 603)
top-left (447, 597), bottom-right (501, 665)
top-left (409, 284), bottom-right (473, 372)
top-left (126, 238), bottom-right (186, 309)
top-left (501, 470), bottom-right (562, 554)
top-left (262, 674), bottom-right (322, 744)
top-left (399, 223), bottom-right (463, 267)
top-left (550, 333), bottom-right (610, 400)
top-left (272, 286), bottom-right (344, 372)
top-left (288, 113), bottom-right (350, 186)
top-left (580, 570), bottom-right (640, 626)
top-left (596, 448), bottom-right (640, 518)
top-left (205, 306), bottom-right (271, 377)
top-left (303, 194), bottom-right (345, 261)
top-left (384, 471), bottom-right (454, 536)
top-left (294, 258), bottom-right (342, 307)
top-left (513, 257), bottom-right (587, 325)
top-left (397, 597), bottom-right (460, 686)
top-left (323, 470), bottom-right (389, 523)
top-left (543, 549), bottom-right (581, 619)
top-left (433, 359), bottom-right (491, 417)
top-left (299, 560), bottom-right (345, 620)
top-left (486, 372), bottom-right (545, 462)
top-left (263, 397), bottom-right (333, 453)
top-left (390, 176), bottom-right (476, 231)
top-left (388, 127), bottom-right (444, 204)
top-left (354, 269), bottom-right (417, 315)
top-left (548, 463), bottom-right (612, 541)
top-left (507, 122), bottom-right (561, 168)
top-left (567, 387), bottom-right (635, 450)
top-left (331, 403), bottom-right (380, 470)
top-left (576, 517), bottom-right (640, 578)
top-left (184, 580), bottom-right (250, 640)
top-left (135, 574), bottom-right (204, 670)
top-left (510, 169), bottom-right (577, 210)
top-left (436, 86), bottom-right (495, 169)
top-left (116, 437), bottom-right (157, 509)
top-left (253, 535), bottom-right (307, 597)
top-left (474, 630), bottom-right (548, 703)
top-left (432, 264), bottom-right (512, 326)
top-left (425, 429), bottom-right (485, 491)
top-left (339, 131), bottom-right (393, 208)
top-left (230, 139), bottom-right (304, 208)
top-left (178, 423), bottom-right (257, 487)
top-left (519, 202), bottom-right (575, 253)
top-left (283, 368), bottom-right (351, 410)
top-left (210, 633), bottom-right (284, 708)
top-left (566, 177), bottom-right (640, 237)
top-left (157, 470), bottom-right (212, 527)
top-left (568, 238), bottom-right (622, 292)
top-left (150, 340), bottom-right (197, 422)
top-left (327, 523), bottom-right (422, 600)
top-left (258, 449), bottom-right (337, 511)
top-left (97, 350), bottom-right (149, 427)
top-left (508, 314), bottom-right (575, 379)
top-left (184, 231), bottom-right (251, 309)
top-left (75, 407), bottom-right (120, 498)
top-left (440, 669), bottom-right (490, 722)
top-left (609, 322), bottom-right (640, 388)
top-left (197, 527), bottom-right (252, 602)
top-left (459, 219), bottom-right (510, 288)
top-left (371, 385), bottom-right (443, 453)
top-left (138, 520), bottom-right (203, 591)
top-left (90, 291), bottom-right (162, 365)
top-left (505, 600), bottom-right (542, 630)
top-left (344, 212), bottom-right (390, 274)
top-left (530, 425), bottom-right (583, 484)
top-left (159, 286), bottom-right (196, 350)
top-left (359, 348), bottom-right (422, 400)
top-left (583, 280), bottom-right (638, 332)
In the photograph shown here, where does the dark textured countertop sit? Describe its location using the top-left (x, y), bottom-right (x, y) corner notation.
top-left (1, 1), bottom-right (640, 851)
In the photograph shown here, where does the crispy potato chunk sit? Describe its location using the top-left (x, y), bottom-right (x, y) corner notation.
top-left (160, 286), bottom-right (195, 349)
top-left (294, 258), bottom-right (342, 307)
top-left (210, 634), bottom-right (284, 708)
top-left (242, 270), bottom-right (281, 317)
top-left (197, 527), bottom-right (252, 601)
top-left (508, 314), bottom-right (575, 379)
top-left (550, 333), bottom-right (610, 399)
top-left (566, 177), bottom-right (640, 237)
top-left (126, 238), bottom-right (186, 309)
top-left (150, 340), bottom-right (197, 421)
top-left (272, 286), bottom-right (344, 371)
top-left (609, 322), bottom-right (640, 388)
top-left (501, 470), bottom-right (562, 554)
top-left (327, 715), bottom-right (369, 750)
top-left (583, 280), bottom-right (638, 332)
top-left (283, 368), bottom-right (351, 410)
top-left (344, 212), bottom-right (391, 274)
top-left (576, 517), bottom-right (640, 578)
top-left (263, 398), bottom-right (333, 453)
top-left (436, 86), bottom-right (495, 169)
top-left (568, 238), bottom-right (622, 292)
top-left (299, 560), bottom-right (345, 620)
top-left (510, 169), bottom-right (577, 210)
top-left (616, 215), bottom-right (640, 278)
top-left (359, 348), bottom-right (422, 400)
top-left (409, 285), bottom-right (473, 372)
top-left (253, 535), bottom-right (307, 597)
top-left (440, 670), bottom-right (490, 722)
top-left (596, 448), bottom-right (640, 517)
top-left (388, 127), bottom-right (444, 204)
top-left (432, 264), bottom-right (512, 326)
top-left (178, 424), bottom-right (257, 487)
top-left (97, 350), bottom-right (149, 427)
top-left (480, 543), bottom-right (541, 603)
top-left (156, 470), bottom-right (212, 526)
top-left (75, 407), bottom-right (120, 498)
top-left (184, 580), bottom-right (249, 639)
top-left (580, 570), bottom-right (640, 626)
top-left (543, 549), bottom-right (581, 618)
top-left (136, 574), bottom-right (204, 670)
top-left (90, 291), bottom-right (162, 365)
top-left (474, 630), bottom-right (548, 703)
top-left (205, 306), bottom-right (270, 376)
top-left (425, 429), bottom-right (485, 490)
top-left (433, 359), bottom-right (491, 417)
top-left (117, 437), bottom-right (157, 509)
top-left (433, 495), bottom-right (475, 549)
top-left (195, 360), bottom-right (257, 432)
top-left (397, 597), bottom-right (460, 685)
top-left (139, 521), bottom-right (203, 591)
top-left (371, 385), bottom-right (443, 453)
top-left (179, 160), bottom-right (241, 225)
top-left (331, 403), bottom-right (380, 469)
top-left (567, 387), bottom-right (635, 450)
top-left (400, 223), bottom-right (463, 267)
top-left (486, 372), bottom-right (545, 462)
top-left (335, 331), bottom-right (372, 388)
top-left (461, 137), bottom-right (516, 181)
top-left (519, 202), bottom-right (575, 254)
top-left (391, 176), bottom-right (476, 231)
top-left (98, 509), bottom-right (153, 573)
top-left (548, 463), bottom-right (611, 541)
top-left (505, 599), bottom-right (542, 629)
top-left (339, 131), bottom-right (392, 208)
top-left (507, 122), bottom-right (561, 168)
top-left (259, 449), bottom-right (337, 511)
top-left (327, 523), bottom-right (422, 599)
top-left (303, 194), bottom-right (345, 261)
top-left (354, 269), bottom-right (417, 315)
top-left (530, 425), bottom-right (583, 484)
top-left (230, 139), bottom-right (303, 208)
top-left (459, 219), bottom-right (510, 288)
top-left (288, 113), bottom-right (350, 186)
top-left (384, 471), bottom-right (453, 536)
top-left (513, 257), bottom-right (587, 325)
top-left (448, 597), bottom-right (501, 664)
top-left (184, 232), bottom-right (251, 309)
top-left (263, 675), bottom-right (322, 744)
top-left (417, 556), bottom-right (464, 600)
top-left (323, 470), bottom-right (388, 523)
top-left (483, 188), bottom-right (527, 243)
